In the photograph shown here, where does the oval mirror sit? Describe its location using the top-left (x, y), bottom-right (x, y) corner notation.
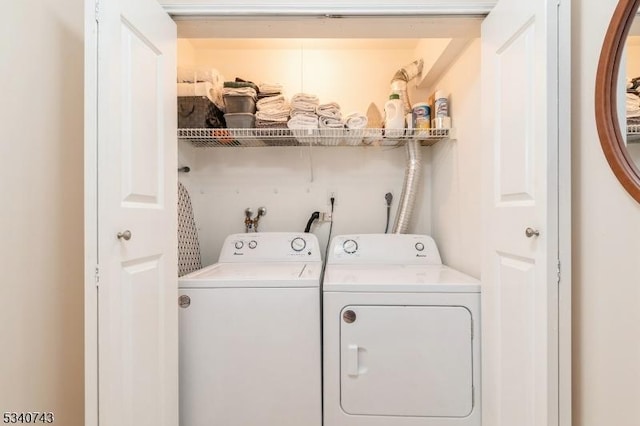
top-left (596, 0), bottom-right (640, 202)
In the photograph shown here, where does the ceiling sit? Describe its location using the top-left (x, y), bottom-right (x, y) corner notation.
top-left (187, 38), bottom-right (427, 50)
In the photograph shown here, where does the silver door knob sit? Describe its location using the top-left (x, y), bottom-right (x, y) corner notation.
top-left (117, 230), bottom-right (132, 241)
top-left (525, 227), bottom-right (540, 238)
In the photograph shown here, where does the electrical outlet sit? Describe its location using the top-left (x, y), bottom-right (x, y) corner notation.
top-left (321, 211), bottom-right (333, 222)
top-left (327, 191), bottom-right (337, 207)
top-left (385, 191), bottom-right (394, 206)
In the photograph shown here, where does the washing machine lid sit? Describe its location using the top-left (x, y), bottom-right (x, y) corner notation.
top-left (179, 261), bottom-right (322, 288)
top-left (323, 264), bottom-right (479, 293)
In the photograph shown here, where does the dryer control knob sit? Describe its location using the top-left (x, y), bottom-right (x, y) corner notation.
top-left (291, 237), bottom-right (306, 252)
top-left (415, 242), bottom-right (425, 251)
top-left (248, 240), bottom-right (257, 249)
top-left (234, 241), bottom-right (244, 250)
top-left (343, 239), bottom-right (358, 254)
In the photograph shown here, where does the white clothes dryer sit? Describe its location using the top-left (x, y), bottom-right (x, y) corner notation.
top-left (323, 234), bottom-right (481, 426)
top-left (179, 232), bottom-right (322, 426)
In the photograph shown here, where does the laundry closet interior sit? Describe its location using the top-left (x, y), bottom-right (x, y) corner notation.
top-left (87, 0), bottom-right (570, 423)
top-left (175, 15), bottom-right (483, 276)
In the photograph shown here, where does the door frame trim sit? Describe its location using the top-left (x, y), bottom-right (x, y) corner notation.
top-left (161, 3), bottom-right (496, 17)
top-left (85, 2), bottom-right (571, 426)
top-left (557, 1), bottom-right (572, 425)
top-left (84, 1), bottom-right (99, 426)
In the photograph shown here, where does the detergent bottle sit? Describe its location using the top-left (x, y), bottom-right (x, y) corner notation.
top-left (384, 93), bottom-right (405, 130)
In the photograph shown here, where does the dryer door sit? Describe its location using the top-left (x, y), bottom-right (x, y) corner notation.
top-left (340, 305), bottom-right (474, 418)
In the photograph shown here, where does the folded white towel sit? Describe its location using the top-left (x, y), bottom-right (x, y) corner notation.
top-left (291, 93), bottom-right (319, 103)
top-left (256, 109), bottom-right (290, 122)
top-left (316, 102), bottom-right (342, 120)
top-left (627, 93), bottom-right (640, 118)
top-left (177, 67), bottom-right (224, 85)
top-left (257, 94), bottom-right (287, 111)
top-left (177, 68), bottom-right (225, 108)
top-left (288, 115), bottom-right (319, 129)
top-left (291, 93), bottom-right (319, 112)
top-left (290, 110), bottom-right (317, 119)
top-left (223, 87), bottom-right (258, 99)
top-left (319, 116), bottom-right (345, 129)
top-left (177, 82), bottom-right (216, 104)
top-left (259, 82), bottom-right (283, 95)
top-left (291, 102), bottom-right (318, 113)
top-left (344, 112), bottom-right (368, 129)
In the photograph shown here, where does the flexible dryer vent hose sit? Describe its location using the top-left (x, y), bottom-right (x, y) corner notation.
top-left (390, 59), bottom-right (424, 114)
top-left (392, 139), bottom-right (422, 234)
top-left (390, 58), bottom-right (424, 232)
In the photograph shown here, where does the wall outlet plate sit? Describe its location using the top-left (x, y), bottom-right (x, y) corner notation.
top-left (321, 211), bottom-right (333, 222)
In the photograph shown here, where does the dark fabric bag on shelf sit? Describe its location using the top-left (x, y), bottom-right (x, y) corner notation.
top-left (178, 96), bottom-right (226, 128)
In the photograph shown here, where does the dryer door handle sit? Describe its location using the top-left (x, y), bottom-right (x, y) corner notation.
top-left (347, 344), bottom-right (359, 376)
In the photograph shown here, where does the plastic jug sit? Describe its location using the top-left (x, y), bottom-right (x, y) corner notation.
top-left (384, 93), bottom-right (405, 130)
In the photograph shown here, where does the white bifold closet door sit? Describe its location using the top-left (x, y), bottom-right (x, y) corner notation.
top-left (86, 0), bottom-right (178, 424)
top-left (84, 0), bottom-right (569, 425)
top-left (481, 0), bottom-right (562, 425)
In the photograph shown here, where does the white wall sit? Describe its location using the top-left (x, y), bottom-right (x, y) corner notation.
top-left (429, 39), bottom-right (482, 278)
top-left (178, 38), bottom-right (197, 68)
top-left (178, 40), bottom-right (434, 264)
top-left (573, 0), bottom-right (640, 424)
top-left (180, 145), bottom-right (432, 265)
top-left (186, 39), bottom-right (426, 117)
top-left (0, 1), bottom-right (84, 425)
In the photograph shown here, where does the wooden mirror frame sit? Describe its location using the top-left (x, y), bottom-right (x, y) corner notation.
top-left (596, 0), bottom-right (640, 202)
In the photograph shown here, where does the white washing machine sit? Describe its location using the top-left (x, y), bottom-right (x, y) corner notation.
top-left (323, 234), bottom-right (481, 426)
top-left (179, 232), bottom-right (322, 426)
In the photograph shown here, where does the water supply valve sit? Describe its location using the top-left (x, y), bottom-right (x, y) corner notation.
top-left (244, 206), bottom-right (267, 232)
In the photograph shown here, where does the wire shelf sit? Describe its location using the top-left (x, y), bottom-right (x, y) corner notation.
top-left (628, 124), bottom-right (640, 143)
top-left (178, 128), bottom-right (453, 148)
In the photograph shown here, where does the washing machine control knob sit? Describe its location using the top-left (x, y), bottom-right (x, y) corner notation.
top-left (291, 237), bottom-right (306, 252)
top-left (234, 241), bottom-right (244, 250)
top-left (415, 242), bottom-right (425, 251)
top-left (248, 240), bottom-right (257, 249)
top-left (343, 239), bottom-right (358, 254)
